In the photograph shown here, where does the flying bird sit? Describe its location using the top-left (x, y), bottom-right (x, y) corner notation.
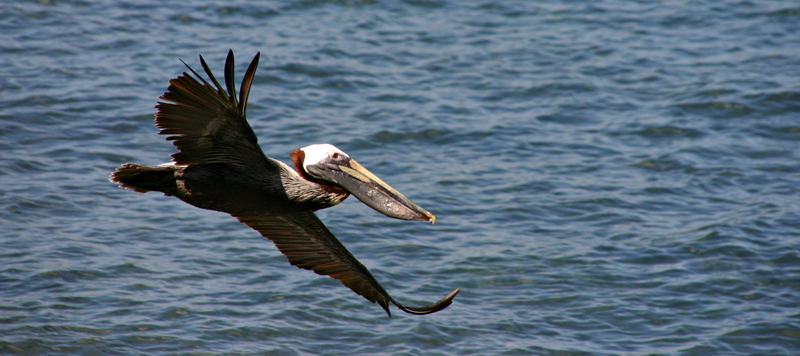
top-left (110, 50), bottom-right (458, 316)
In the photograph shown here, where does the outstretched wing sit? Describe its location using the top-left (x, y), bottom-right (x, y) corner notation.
top-left (155, 50), bottom-right (269, 169)
top-left (235, 211), bottom-right (459, 316)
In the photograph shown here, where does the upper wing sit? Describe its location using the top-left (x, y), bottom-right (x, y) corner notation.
top-left (235, 211), bottom-right (459, 316)
top-left (155, 50), bottom-right (269, 169)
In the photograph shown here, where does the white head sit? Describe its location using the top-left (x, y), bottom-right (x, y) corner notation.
top-left (299, 144), bottom-right (350, 172)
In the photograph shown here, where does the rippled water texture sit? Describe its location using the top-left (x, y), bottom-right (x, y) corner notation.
top-left (2, 1), bottom-right (800, 355)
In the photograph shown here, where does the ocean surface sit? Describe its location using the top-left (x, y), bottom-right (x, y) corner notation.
top-left (2, 1), bottom-right (799, 355)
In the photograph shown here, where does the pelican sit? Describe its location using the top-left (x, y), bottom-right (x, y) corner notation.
top-left (110, 50), bottom-right (458, 316)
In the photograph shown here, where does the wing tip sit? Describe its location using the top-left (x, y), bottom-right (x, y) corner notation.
top-left (390, 288), bottom-right (460, 316)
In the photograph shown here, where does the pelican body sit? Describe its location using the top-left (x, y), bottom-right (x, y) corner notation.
top-left (110, 50), bottom-right (458, 316)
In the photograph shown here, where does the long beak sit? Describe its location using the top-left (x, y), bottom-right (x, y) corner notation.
top-left (319, 159), bottom-right (436, 223)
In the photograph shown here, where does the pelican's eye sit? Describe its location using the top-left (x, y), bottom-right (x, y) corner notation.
top-left (331, 152), bottom-right (341, 160)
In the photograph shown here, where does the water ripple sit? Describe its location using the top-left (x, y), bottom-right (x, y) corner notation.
top-left (1, 0), bottom-right (799, 355)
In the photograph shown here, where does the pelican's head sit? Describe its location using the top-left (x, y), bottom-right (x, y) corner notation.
top-left (290, 144), bottom-right (435, 223)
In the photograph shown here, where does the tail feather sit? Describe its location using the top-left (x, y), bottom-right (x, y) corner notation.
top-left (110, 163), bottom-right (178, 195)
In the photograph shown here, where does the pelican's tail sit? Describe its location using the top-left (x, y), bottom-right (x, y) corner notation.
top-left (110, 163), bottom-right (181, 195)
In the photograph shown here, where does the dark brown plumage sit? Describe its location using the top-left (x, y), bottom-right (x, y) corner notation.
top-left (110, 50), bottom-right (458, 316)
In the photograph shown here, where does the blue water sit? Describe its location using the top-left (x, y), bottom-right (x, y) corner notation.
top-left (2, 1), bottom-right (800, 355)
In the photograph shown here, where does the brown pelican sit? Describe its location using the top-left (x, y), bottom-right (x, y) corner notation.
top-left (110, 50), bottom-right (458, 316)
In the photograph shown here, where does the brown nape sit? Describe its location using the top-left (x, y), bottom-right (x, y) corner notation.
top-left (289, 149), bottom-right (310, 180)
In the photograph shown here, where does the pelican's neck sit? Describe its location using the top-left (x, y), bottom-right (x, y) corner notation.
top-left (274, 159), bottom-right (349, 210)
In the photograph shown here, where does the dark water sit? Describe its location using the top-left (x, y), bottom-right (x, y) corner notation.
top-left (2, 1), bottom-right (800, 355)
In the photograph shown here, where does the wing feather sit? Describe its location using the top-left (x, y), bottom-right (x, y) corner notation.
top-left (236, 212), bottom-right (395, 315)
top-left (235, 211), bottom-right (459, 316)
top-left (154, 50), bottom-right (268, 169)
